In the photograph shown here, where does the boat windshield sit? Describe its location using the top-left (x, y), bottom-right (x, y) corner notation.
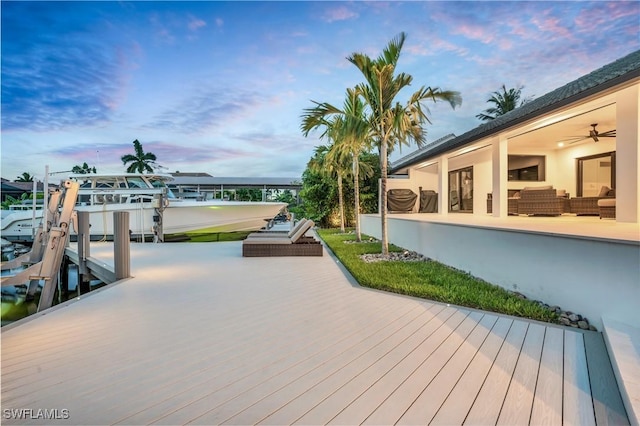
top-left (148, 177), bottom-right (177, 199)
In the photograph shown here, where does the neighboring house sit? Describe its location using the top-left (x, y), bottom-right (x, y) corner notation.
top-left (0, 179), bottom-right (46, 202)
top-left (387, 49), bottom-right (639, 224)
top-left (168, 174), bottom-right (301, 201)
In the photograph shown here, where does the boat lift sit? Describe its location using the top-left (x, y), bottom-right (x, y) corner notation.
top-left (1, 180), bottom-right (79, 311)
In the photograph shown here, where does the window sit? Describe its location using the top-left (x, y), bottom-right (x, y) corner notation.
top-left (508, 155), bottom-right (545, 181)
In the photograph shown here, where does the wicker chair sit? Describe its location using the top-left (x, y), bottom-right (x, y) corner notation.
top-left (517, 188), bottom-right (567, 216)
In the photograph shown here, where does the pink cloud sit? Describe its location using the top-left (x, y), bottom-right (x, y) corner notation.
top-left (405, 37), bottom-right (470, 58)
top-left (530, 9), bottom-right (573, 40)
top-left (322, 5), bottom-right (358, 23)
top-left (454, 23), bottom-right (496, 44)
top-left (187, 16), bottom-right (206, 32)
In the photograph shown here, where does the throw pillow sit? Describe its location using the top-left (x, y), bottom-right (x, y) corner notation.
top-left (598, 186), bottom-right (610, 197)
top-left (607, 189), bottom-right (616, 197)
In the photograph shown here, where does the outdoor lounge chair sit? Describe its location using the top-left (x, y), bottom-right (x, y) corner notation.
top-left (242, 220), bottom-right (323, 257)
top-left (246, 218), bottom-right (308, 238)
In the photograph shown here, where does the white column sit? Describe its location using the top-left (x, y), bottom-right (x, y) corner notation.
top-left (438, 156), bottom-right (449, 215)
top-left (616, 84), bottom-right (639, 223)
top-left (491, 136), bottom-right (509, 217)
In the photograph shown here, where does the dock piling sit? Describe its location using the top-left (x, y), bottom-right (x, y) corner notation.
top-left (114, 211), bottom-right (131, 280)
top-left (77, 211), bottom-right (91, 294)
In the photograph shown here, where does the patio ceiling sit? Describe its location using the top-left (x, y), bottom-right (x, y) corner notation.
top-left (506, 96), bottom-right (617, 152)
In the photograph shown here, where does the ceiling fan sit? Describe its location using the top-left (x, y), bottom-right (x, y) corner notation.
top-left (564, 123), bottom-right (616, 144)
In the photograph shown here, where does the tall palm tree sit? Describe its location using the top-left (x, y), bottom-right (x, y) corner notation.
top-left (121, 139), bottom-right (157, 173)
top-left (476, 85), bottom-right (531, 121)
top-left (301, 88), bottom-right (372, 241)
top-left (307, 143), bottom-right (349, 232)
top-left (15, 172), bottom-right (34, 182)
top-left (348, 32), bottom-right (462, 254)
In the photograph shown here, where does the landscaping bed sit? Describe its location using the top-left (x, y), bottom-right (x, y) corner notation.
top-left (317, 228), bottom-right (560, 324)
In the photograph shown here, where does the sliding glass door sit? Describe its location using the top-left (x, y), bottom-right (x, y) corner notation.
top-left (449, 167), bottom-right (473, 212)
top-left (577, 152), bottom-right (615, 196)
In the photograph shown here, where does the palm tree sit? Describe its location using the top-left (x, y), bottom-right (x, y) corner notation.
top-left (72, 162), bottom-right (97, 174)
top-left (476, 85), bottom-right (532, 121)
top-left (301, 88), bottom-right (372, 241)
top-left (307, 123), bottom-right (351, 233)
top-left (348, 32), bottom-right (462, 254)
top-left (121, 139), bottom-right (157, 173)
top-left (15, 172), bottom-right (34, 182)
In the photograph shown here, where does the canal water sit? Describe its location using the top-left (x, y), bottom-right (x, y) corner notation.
top-left (1, 244), bottom-right (105, 326)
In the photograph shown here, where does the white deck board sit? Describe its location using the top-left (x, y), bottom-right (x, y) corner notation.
top-left (497, 322), bottom-right (546, 425)
top-left (530, 326), bottom-right (565, 425)
top-left (430, 316), bottom-right (514, 425)
top-left (0, 240), bottom-right (628, 425)
top-left (564, 331), bottom-right (597, 426)
top-left (463, 320), bottom-right (530, 425)
top-left (395, 313), bottom-right (499, 424)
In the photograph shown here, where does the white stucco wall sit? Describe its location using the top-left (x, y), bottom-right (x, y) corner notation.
top-left (361, 214), bottom-right (640, 330)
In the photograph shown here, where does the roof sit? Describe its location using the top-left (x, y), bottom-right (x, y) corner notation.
top-left (390, 49), bottom-right (640, 173)
top-left (171, 172), bottom-right (213, 177)
top-left (168, 175), bottom-right (301, 188)
top-left (0, 181), bottom-right (45, 192)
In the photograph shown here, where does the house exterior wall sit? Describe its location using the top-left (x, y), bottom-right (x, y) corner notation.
top-left (360, 214), bottom-right (640, 330)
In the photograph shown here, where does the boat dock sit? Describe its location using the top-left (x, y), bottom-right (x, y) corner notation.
top-left (1, 239), bottom-right (630, 425)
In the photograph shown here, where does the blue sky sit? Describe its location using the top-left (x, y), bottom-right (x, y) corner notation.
top-left (1, 1), bottom-right (638, 181)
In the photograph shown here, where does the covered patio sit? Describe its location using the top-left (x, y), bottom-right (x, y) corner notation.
top-left (388, 50), bottom-right (640, 225)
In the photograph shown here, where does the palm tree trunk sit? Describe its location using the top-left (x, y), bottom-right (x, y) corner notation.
top-left (338, 174), bottom-right (345, 233)
top-left (353, 155), bottom-right (361, 242)
top-left (380, 141), bottom-right (388, 255)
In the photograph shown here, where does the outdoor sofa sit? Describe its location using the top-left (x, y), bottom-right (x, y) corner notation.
top-left (516, 186), bottom-right (569, 216)
top-left (570, 186), bottom-right (616, 215)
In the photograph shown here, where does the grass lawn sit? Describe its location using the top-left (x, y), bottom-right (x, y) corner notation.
top-left (317, 228), bottom-right (558, 324)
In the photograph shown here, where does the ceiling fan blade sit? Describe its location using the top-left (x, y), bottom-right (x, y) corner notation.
top-left (567, 137), bottom-right (588, 144)
top-left (599, 129), bottom-right (616, 137)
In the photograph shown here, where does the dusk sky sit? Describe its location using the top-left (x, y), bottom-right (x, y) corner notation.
top-left (1, 1), bottom-right (638, 182)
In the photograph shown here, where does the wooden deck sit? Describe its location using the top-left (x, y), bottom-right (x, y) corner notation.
top-left (1, 239), bottom-right (629, 425)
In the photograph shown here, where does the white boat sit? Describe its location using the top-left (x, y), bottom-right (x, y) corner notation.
top-left (1, 173), bottom-right (287, 242)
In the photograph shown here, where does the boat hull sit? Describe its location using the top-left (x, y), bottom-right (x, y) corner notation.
top-left (1, 201), bottom-right (287, 242)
